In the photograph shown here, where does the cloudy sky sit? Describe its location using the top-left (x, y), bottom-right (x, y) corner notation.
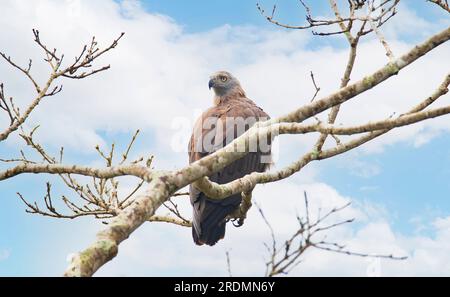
top-left (0, 0), bottom-right (449, 276)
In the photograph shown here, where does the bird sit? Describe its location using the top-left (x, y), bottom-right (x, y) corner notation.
top-left (188, 71), bottom-right (271, 246)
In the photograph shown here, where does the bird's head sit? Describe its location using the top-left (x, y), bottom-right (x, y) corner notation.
top-left (208, 71), bottom-right (243, 97)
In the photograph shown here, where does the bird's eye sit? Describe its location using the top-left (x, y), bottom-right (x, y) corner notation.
top-left (220, 76), bottom-right (228, 82)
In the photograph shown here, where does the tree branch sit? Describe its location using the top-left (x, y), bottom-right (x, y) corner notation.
top-left (62, 27), bottom-right (450, 276)
top-left (0, 30), bottom-right (124, 142)
top-left (192, 72), bottom-right (450, 199)
top-left (0, 163), bottom-right (152, 182)
top-left (428, 0), bottom-right (450, 12)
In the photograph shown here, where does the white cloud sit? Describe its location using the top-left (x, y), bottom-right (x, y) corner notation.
top-left (0, 249), bottom-right (11, 262)
top-left (349, 159), bottom-right (382, 178)
top-left (413, 129), bottom-right (441, 148)
top-left (1, 0), bottom-right (450, 276)
top-left (96, 180), bottom-right (450, 277)
top-left (1, 0), bottom-right (449, 157)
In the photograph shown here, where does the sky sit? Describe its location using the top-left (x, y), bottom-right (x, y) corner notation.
top-left (0, 0), bottom-right (450, 276)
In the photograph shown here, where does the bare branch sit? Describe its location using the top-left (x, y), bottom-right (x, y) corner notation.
top-left (0, 30), bottom-right (124, 142)
top-left (257, 0), bottom-right (400, 37)
top-left (191, 70), bottom-right (450, 200)
top-left (309, 71), bottom-right (321, 102)
top-left (5, 128), bottom-right (155, 222)
top-left (0, 163), bottom-right (152, 182)
top-left (428, 0), bottom-right (450, 12)
top-left (0, 53), bottom-right (41, 93)
top-left (0, 12), bottom-right (448, 277)
top-left (226, 251), bottom-right (233, 277)
top-left (263, 192), bottom-right (406, 277)
top-left (148, 215), bottom-right (192, 228)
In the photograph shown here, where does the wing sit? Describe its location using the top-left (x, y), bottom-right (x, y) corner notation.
top-left (188, 98), bottom-right (271, 245)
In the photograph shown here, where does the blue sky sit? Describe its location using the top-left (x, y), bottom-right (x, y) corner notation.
top-left (1, 0), bottom-right (450, 276)
top-left (140, 0), bottom-right (446, 32)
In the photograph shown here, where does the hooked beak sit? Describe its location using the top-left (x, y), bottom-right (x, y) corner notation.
top-left (208, 79), bottom-right (215, 90)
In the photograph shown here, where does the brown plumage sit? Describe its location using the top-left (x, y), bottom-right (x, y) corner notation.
top-left (188, 71), bottom-right (271, 246)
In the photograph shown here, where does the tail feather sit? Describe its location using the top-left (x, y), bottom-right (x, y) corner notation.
top-left (192, 194), bottom-right (239, 246)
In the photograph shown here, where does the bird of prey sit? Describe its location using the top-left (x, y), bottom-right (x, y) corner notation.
top-left (188, 71), bottom-right (271, 246)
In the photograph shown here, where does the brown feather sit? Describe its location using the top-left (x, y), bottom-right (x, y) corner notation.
top-left (189, 87), bottom-right (271, 246)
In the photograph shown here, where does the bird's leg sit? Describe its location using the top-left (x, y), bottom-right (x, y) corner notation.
top-left (228, 190), bottom-right (253, 227)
